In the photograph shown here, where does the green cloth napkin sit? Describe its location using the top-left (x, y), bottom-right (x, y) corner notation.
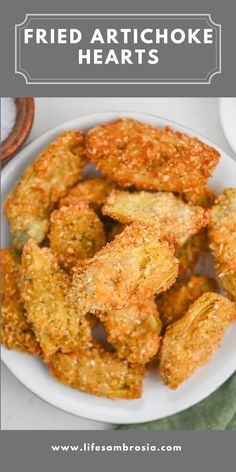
top-left (116, 373), bottom-right (236, 430)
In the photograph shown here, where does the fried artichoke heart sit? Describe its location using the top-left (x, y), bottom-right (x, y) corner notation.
top-left (4, 131), bottom-right (88, 251)
top-left (159, 292), bottom-right (236, 388)
top-left (86, 119), bottom-right (220, 193)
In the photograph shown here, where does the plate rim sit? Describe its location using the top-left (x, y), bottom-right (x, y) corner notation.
top-left (1, 110), bottom-right (236, 424)
top-left (219, 98), bottom-right (236, 154)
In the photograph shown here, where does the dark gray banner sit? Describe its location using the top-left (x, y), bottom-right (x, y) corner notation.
top-left (0, 0), bottom-right (235, 95)
top-left (0, 430), bottom-right (235, 472)
top-left (15, 14), bottom-right (221, 85)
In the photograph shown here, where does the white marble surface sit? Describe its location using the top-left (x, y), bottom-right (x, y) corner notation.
top-left (1, 97), bottom-right (235, 430)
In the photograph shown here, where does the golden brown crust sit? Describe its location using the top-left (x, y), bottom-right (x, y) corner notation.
top-left (59, 176), bottom-right (115, 211)
top-left (175, 229), bottom-right (209, 275)
top-left (86, 119), bottom-right (220, 193)
top-left (70, 222), bottom-right (178, 314)
top-left (3, 116), bottom-right (234, 402)
top-left (49, 202), bottom-right (105, 271)
top-left (4, 131), bottom-right (88, 251)
top-left (183, 187), bottom-right (216, 208)
top-left (99, 298), bottom-right (162, 364)
top-left (103, 190), bottom-right (207, 246)
top-left (47, 342), bottom-right (144, 399)
top-left (20, 240), bottom-right (91, 357)
top-left (159, 292), bottom-right (236, 388)
top-left (1, 248), bottom-right (41, 355)
top-left (208, 189), bottom-right (236, 301)
top-left (156, 275), bottom-right (217, 327)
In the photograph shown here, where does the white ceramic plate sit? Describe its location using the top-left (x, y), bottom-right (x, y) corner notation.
top-left (1, 111), bottom-right (236, 424)
top-left (219, 98), bottom-right (236, 153)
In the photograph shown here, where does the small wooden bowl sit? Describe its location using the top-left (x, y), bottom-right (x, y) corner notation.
top-left (1, 98), bottom-right (35, 163)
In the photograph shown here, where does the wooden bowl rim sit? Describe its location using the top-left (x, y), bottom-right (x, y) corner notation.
top-left (1, 98), bottom-right (35, 163)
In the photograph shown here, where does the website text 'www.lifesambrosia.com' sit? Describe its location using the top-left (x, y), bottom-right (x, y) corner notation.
top-left (51, 442), bottom-right (182, 453)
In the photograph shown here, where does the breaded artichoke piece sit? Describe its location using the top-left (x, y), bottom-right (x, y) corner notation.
top-left (159, 292), bottom-right (236, 389)
top-left (1, 248), bottom-right (41, 356)
top-left (183, 187), bottom-right (216, 208)
top-left (99, 298), bottom-right (162, 364)
top-left (20, 240), bottom-right (90, 357)
top-left (175, 229), bottom-right (208, 275)
top-left (86, 119), bottom-right (220, 193)
top-left (47, 342), bottom-right (144, 399)
top-left (49, 202), bottom-right (105, 271)
top-left (156, 275), bottom-right (217, 327)
top-left (59, 176), bottom-right (115, 212)
top-left (71, 222), bottom-right (178, 314)
top-left (4, 131), bottom-right (88, 251)
top-left (208, 189), bottom-right (236, 301)
top-left (103, 190), bottom-right (207, 246)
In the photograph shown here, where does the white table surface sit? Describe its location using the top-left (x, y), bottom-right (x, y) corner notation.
top-left (1, 97), bottom-right (235, 430)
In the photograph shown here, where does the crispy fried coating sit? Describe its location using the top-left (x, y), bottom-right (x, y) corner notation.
top-left (175, 229), bottom-right (208, 275)
top-left (86, 119), bottom-right (220, 193)
top-left (159, 292), bottom-right (236, 389)
top-left (59, 177), bottom-right (115, 211)
top-left (103, 190), bottom-right (207, 246)
top-left (4, 131), bottom-right (88, 251)
top-left (47, 342), bottom-right (144, 399)
top-left (1, 248), bottom-right (41, 355)
top-left (156, 275), bottom-right (217, 327)
top-left (49, 202), bottom-right (105, 271)
top-left (99, 298), bottom-right (162, 364)
top-left (20, 240), bottom-right (90, 357)
top-left (183, 187), bottom-right (216, 208)
top-left (208, 189), bottom-right (236, 301)
top-left (71, 222), bottom-right (178, 314)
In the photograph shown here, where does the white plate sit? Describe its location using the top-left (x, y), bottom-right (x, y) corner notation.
top-left (1, 111), bottom-right (236, 425)
top-left (219, 98), bottom-right (236, 153)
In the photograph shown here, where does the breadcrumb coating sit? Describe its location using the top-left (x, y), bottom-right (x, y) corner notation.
top-left (71, 222), bottom-right (178, 314)
top-left (183, 187), bottom-right (216, 208)
top-left (3, 115), bottom-right (234, 402)
top-left (86, 119), bottom-right (220, 192)
top-left (49, 202), bottom-right (105, 271)
top-left (103, 190), bottom-right (207, 246)
top-left (47, 342), bottom-right (144, 399)
top-left (156, 275), bottom-right (217, 327)
top-left (208, 189), bottom-right (236, 301)
top-left (99, 298), bottom-right (162, 364)
top-left (4, 131), bottom-right (88, 251)
top-left (59, 177), bottom-right (115, 212)
top-left (1, 248), bottom-right (41, 355)
top-left (175, 229), bottom-right (209, 275)
top-left (20, 240), bottom-right (91, 357)
top-left (159, 292), bottom-right (236, 388)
